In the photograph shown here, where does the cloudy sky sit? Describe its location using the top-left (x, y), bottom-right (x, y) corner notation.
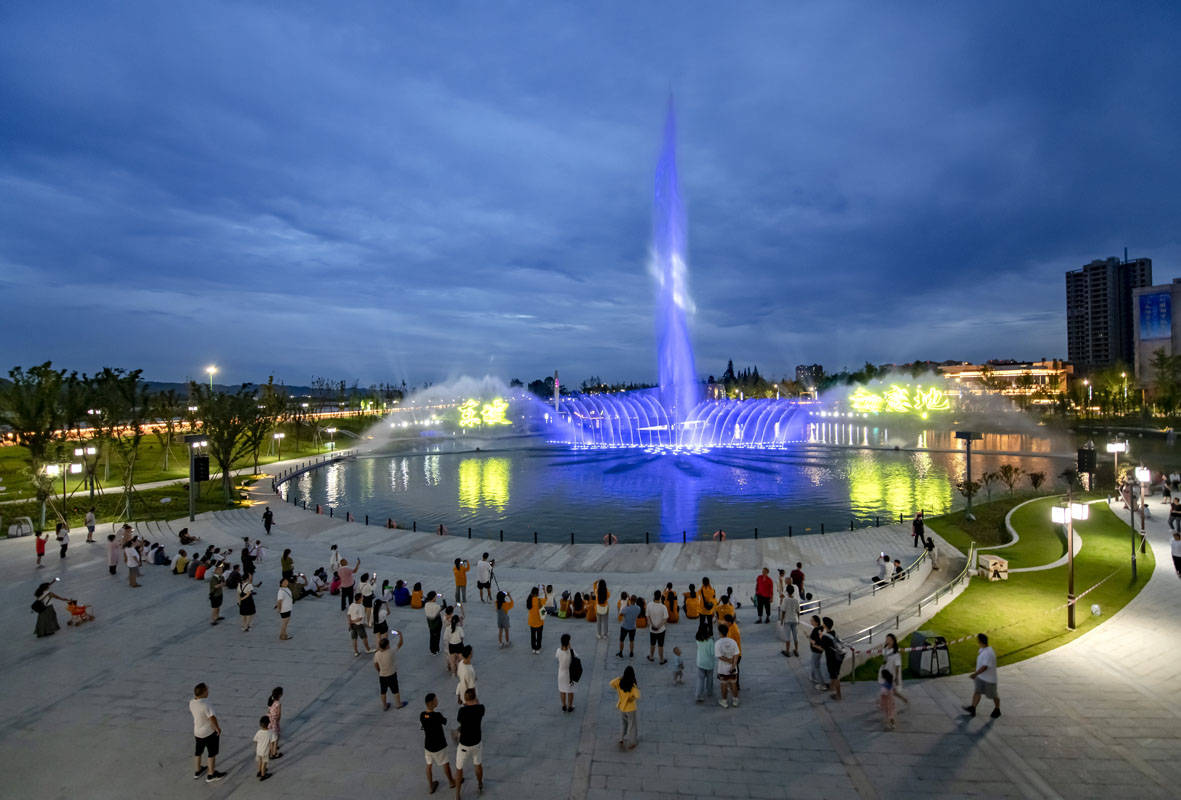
top-left (2, 2), bottom-right (1179, 387)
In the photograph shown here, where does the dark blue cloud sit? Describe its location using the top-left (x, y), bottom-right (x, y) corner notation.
top-left (2, 1), bottom-right (1179, 385)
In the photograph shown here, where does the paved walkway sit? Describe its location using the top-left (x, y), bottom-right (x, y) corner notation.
top-left (0, 487), bottom-right (1176, 799)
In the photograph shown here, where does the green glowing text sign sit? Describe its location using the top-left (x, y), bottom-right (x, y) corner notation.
top-left (848, 384), bottom-right (950, 416)
top-left (458, 398), bottom-right (512, 428)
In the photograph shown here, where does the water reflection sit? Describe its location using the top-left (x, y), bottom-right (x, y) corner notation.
top-left (457, 456), bottom-right (510, 512)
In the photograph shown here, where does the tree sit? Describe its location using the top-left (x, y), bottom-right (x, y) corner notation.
top-left (150, 389), bottom-right (184, 471)
top-left (241, 379), bottom-right (285, 473)
top-left (997, 463), bottom-right (1023, 494)
top-left (979, 470), bottom-right (999, 502)
top-left (1027, 471), bottom-right (1046, 491)
top-left (955, 478), bottom-right (981, 504)
top-left (1149, 348), bottom-right (1181, 415)
top-left (191, 383), bottom-right (258, 501)
top-left (0, 363), bottom-right (66, 530)
top-left (93, 367), bottom-right (151, 519)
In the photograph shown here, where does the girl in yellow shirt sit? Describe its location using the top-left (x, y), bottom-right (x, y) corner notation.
top-left (609, 666), bottom-right (640, 749)
top-left (526, 586), bottom-right (547, 654)
top-left (683, 585), bottom-right (700, 619)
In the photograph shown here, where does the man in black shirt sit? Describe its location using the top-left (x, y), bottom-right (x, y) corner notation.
top-left (912, 511), bottom-right (924, 547)
top-left (420, 693), bottom-right (455, 794)
top-left (454, 688), bottom-right (485, 798)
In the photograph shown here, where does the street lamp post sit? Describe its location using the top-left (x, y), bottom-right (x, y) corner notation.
top-left (955, 430), bottom-right (984, 521)
top-left (1106, 440), bottom-right (1127, 495)
top-left (185, 435), bottom-right (208, 522)
top-left (205, 365), bottom-right (217, 391)
top-left (273, 432), bottom-right (286, 462)
top-left (1051, 499), bottom-right (1089, 630)
top-left (74, 446), bottom-right (98, 504)
top-left (325, 427), bottom-right (337, 452)
top-left (1135, 465), bottom-right (1151, 556)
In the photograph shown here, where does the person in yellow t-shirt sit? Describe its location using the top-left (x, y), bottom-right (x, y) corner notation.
top-left (410, 582), bottom-right (424, 609)
top-left (526, 586), bottom-right (547, 653)
top-left (609, 666), bottom-right (641, 749)
top-left (682, 585), bottom-right (700, 619)
top-left (714, 595), bottom-right (735, 626)
top-left (663, 583), bottom-right (679, 624)
top-left (452, 558), bottom-right (470, 604)
top-left (700, 577), bottom-right (716, 608)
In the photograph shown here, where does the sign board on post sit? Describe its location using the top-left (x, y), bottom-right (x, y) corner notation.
top-left (193, 455), bottom-right (210, 482)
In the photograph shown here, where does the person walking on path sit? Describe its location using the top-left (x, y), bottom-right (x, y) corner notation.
top-left (84, 508), bottom-right (96, 543)
top-left (374, 634), bottom-right (407, 710)
top-left (609, 666), bottom-right (641, 749)
top-left (646, 590), bottom-right (669, 663)
top-left (714, 623), bottom-right (740, 708)
top-left (238, 574), bottom-right (256, 631)
top-left (33, 580), bottom-right (66, 637)
top-left (475, 553), bottom-right (493, 602)
top-left (616, 595), bottom-right (640, 658)
top-left (495, 590), bottom-right (513, 648)
top-left (879, 668), bottom-right (897, 730)
top-left (925, 537), bottom-right (939, 570)
top-left (348, 593), bottom-right (375, 656)
top-left (106, 534), bottom-right (120, 576)
top-left (754, 567), bottom-right (774, 623)
top-left (526, 586), bottom-right (547, 654)
top-left (808, 615), bottom-right (827, 689)
top-left (452, 558), bottom-right (470, 604)
top-left (262, 506), bottom-right (274, 535)
top-left (1172, 532), bottom-right (1181, 577)
top-left (56, 522), bottom-right (69, 559)
top-left (779, 585), bottom-right (800, 657)
top-left (208, 564), bottom-right (226, 626)
top-left (421, 693), bottom-right (456, 794)
top-left (821, 617), bottom-right (845, 701)
top-left (912, 511), bottom-right (925, 548)
top-left (694, 619), bottom-right (715, 703)
top-left (33, 530), bottom-right (49, 567)
top-left (266, 687), bottom-right (283, 759)
top-left (337, 558), bottom-right (359, 612)
top-left (594, 580), bottom-right (610, 640)
top-left (883, 633), bottom-right (909, 706)
top-left (189, 683), bottom-right (225, 783)
top-left (329, 544), bottom-right (341, 575)
top-left (455, 645), bottom-right (477, 706)
top-left (556, 633), bottom-right (576, 712)
top-left (446, 607), bottom-right (466, 675)
top-left (963, 633), bottom-right (1001, 718)
top-left (125, 538), bottom-right (142, 587)
top-left (275, 578), bottom-right (294, 640)
top-left (789, 563), bottom-right (805, 599)
top-left (425, 591), bottom-right (444, 656)
top-left (454, 688), bottom-right (485, 798)
top-left (253, 715), bottom-right (275, 781)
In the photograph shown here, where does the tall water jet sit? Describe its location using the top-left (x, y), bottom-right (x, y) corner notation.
top-left (653, 97), bottom-right (700, 435)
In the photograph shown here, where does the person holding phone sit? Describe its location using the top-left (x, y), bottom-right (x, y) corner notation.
top-left (33, 580), bottom-right (66, 637)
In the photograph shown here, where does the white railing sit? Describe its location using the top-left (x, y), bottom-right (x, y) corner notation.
top-left (799, 547), bottom-right (929, 618)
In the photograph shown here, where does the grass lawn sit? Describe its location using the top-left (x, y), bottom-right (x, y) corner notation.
top-left (0, 414), bottom-right (379, 499)
top-left (855, 499), bottom-right (1153, 678)
top-left (925, 493), bottom-right (1030, 552)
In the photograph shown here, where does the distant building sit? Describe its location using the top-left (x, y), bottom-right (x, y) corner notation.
top-left (1066, 256), bottom-right (1152, 372)
top-left (795, 363), bottom-right (823, 388)
top-left (1132, 279), bottom-right (1181, 384)
top-left (940, 360), bottom-right (1073, 403)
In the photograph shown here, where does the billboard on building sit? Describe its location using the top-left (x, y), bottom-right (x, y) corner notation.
top-left (1139, 292), bottom-right (1172, 341)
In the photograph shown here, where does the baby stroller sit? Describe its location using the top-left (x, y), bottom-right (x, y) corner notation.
top-left (66, 599), bottom-right (96, 626)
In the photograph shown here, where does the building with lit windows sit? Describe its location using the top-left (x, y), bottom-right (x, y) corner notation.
top-left (939, 360), bottom-right (1073, 402)
top-left (1065, 256), bottom-right (1152, 371)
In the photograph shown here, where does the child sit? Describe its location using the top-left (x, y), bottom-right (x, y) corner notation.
top-left (878, 668), bottom-right (896, 730)
top-left (253, 715), bottom-right (275, 780)
top-left (671, 646), bottom-right (684, 685)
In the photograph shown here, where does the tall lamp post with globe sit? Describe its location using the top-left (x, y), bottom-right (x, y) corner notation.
top-left (1051, 499), bottom-right (1089, 630)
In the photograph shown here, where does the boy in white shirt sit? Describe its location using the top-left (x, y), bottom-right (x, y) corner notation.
top-left (963, 632), bottom-right (1000, 719)
top-left (253, 715), bottom-right (276, 781)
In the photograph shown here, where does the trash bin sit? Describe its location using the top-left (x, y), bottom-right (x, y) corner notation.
top-left (908, 630), bottom-right (951, 678)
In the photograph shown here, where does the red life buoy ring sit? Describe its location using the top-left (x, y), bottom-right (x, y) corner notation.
top-left (713, 530), bottom-right (727, 541)
top-left (602, 533), bottom-right (618, 546)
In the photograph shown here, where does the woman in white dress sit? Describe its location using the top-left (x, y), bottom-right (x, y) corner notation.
top-left (556, 633), bottom-right (575, 712)
top-left (883, 633), bottom-right (909, 706)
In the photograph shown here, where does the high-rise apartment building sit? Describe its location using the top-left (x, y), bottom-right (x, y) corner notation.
top-left (795, 363), bottom-right (823, 387)
top-left (1065, 256), bottom-right (1152, 372)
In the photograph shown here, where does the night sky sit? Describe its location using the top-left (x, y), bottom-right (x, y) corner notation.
top-left (2, 2), bottom-right (1179, 387)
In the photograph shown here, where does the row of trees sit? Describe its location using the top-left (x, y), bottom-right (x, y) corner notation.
top-left (955, 463), bottom-right (1046, 504)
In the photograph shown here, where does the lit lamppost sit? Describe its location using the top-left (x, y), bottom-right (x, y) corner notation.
top-left (1121, 372), bottom-right (1128, 411)
top-left (74, 446), bottom-right (98, 504)
top-left (273, 432), bottom-right (286, 462)
top-left (1083, 379), bottom-right (1091, 416)
top-left (1106, 440), bottom-right (1127, 495)
top-left (955, 430), bottom-right (984, 521)
top-left (1051, 499), bottom-right (1089, 630)
top-left (1134, 465), bottom-right (1151, 556)
top-left (205, 365), bottom-right (217, 391)
top-left (325, 427), bottom-right (337, 452)
top-left (185, 436), bottom-right (208, 522)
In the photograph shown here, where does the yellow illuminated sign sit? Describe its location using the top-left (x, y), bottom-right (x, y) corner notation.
top-left (846, 384), bottom-right (951, 416)
top-left (481, 398), bottom-right (510, 426)
top-left (458, 397), bottom-right (511, 428)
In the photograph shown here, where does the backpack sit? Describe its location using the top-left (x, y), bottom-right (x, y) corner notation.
top-left (224, 572), bottom-right (241, 590)
top-left (568, 651), bottom-right (583, 684)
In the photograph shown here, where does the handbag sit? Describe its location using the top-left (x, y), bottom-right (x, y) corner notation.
top-left (31, 599), bottom-right (46, 613)
top-left (569, 651), bottom-right (583, 684)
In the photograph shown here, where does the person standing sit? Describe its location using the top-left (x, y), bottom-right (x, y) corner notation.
top-left (338, 557), bottom-right (359, 612)
top-left (253, 715), bottom-right (275, 781)
top-left (821, 617), bottom-right (844, 701)
top-left (475, 553), bottom-right (493, 602)
top-left (616, 595), bottom-right (640, 658)
top-left (421, 693), bottom-right (456, 794)
top-left (594, 580), bottom-right (610, 640)
top-left (925, 537), bottom-right (939, 570)
top-left (360, 572), bottom-right (376, 626)
top-left (208, 564), bottom-right (225, 626)
top-left (526, 586), bottom-right (547, 654)
top-left (646, 590), bottom-right (669, 664)
top-left (329, 544), bottom-right (341, 575)
top-left (1170, 499), bottom-right (1181, 533)
top-left (808, 615), bottom-right (827, 689)
top-left (455, 645), bottom-right (477, 706)
top-left (348, 593), bottom-right (374, 656)
top-left (778, 585), bottom-right (801, 657)
top-left (373, 596), bottom-right (390, 643)
top-left (963, 633), bottom-right (1001, 718)
top-left (454, 688), bottom-right (485, 798)
top-left (106, 534), bottom-right (120, 576)
top-left (714, 623), bottom-right (740, 708)
top-left (374, 634), bottom-right (407, 710)
top-left (1172, 532), bottom-right (1181, 576)
top-left (453, 558), bottom-right (470, 604)
top-left (262, 506), bottom-right (274, 535)
top-left (790, 563), bottom-right (805, 599)
top-left (125, 538), bottom-right (142, 587)
top-left (912, 511), bottom-right (925, 548)
top-left (556, 633), bottom-right (575, 712)
top-left (495, 590), bottom-right (513, 648)
top-left (878, 668), bottom-right (897, 730)
top-left (280, 549), bottom-right (294, 582)
top-left (84, 507), bottom-right (96, 543)
top-left (754, 567), bottom-right (774, 624)
top-left (425, 591), bottom-right (444, 656)
top-left (238, 574), bottom-right (256, 632)
top-left (241, 537), bottom-right (256, 581)
top-left (266, 687), bottom-right (283, 760)
top-left (34, 530), bottom-right (48, 567)
top-left (56, 523), bottom-right (70, 559)
top-left (189, 683), bottom-right (225, 783)
top-left (694, 619), bottom-right (715, 703)
top-left (883, 633), bottom-right (909, 706)
top-left (609, 666), bottom-right (640, 750)
top-left (33, 581), bottom-right (65, 638)
top-left (275, 578), bottom-right (293, 640)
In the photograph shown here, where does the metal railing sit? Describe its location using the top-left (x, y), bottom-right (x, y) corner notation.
top-left (799, 547), bottom-right (929, 618)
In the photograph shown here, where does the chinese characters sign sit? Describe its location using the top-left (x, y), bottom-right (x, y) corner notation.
top-left (458, 398), bottom-right (512, 428)
top-left (848, 384), bottom-right (950, 416)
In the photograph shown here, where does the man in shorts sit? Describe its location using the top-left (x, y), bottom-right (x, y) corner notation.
top-left (189, 683), bottom-right (226, 783)
top-left (715, 623), bottom-right (740, 708)
top-left (374, 634), bottom-right (407, 710)
top-left (208, 564), bottom-right (225, 626)
top-left (454, 687), bottom-right (485, 797)
top-left (646, 589), bottom-right (669, 664)
top-left (420, 692), bottom-right (456, 794)
top-left (475, 553), bottom-right (493, 603)
top-left (963, 632), bottom-right (1001, 718)
top-left (275, 578), bottom-right (293, 640)
top-left (348, 593), bottom-right (375, 656)
top-left (616, 595), bottom-right (640, 658)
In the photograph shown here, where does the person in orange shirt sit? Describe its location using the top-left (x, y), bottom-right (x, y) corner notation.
top-left (714, 595), bottom-right (735, 626)
top-left (410, 582), bottom-right (424, 609)
top-left (452, 558), bottom-right (470, 604)
top-left (700, 577), bottom-right (716, 608)
top-left (682, 585), bottom-right (700, 619)
top-left (496, 590), bottom-right (514, 648)
top-left (663, 583), bottom-right (679, 624)
top-left (526, 586), bottom-right (547, 654)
